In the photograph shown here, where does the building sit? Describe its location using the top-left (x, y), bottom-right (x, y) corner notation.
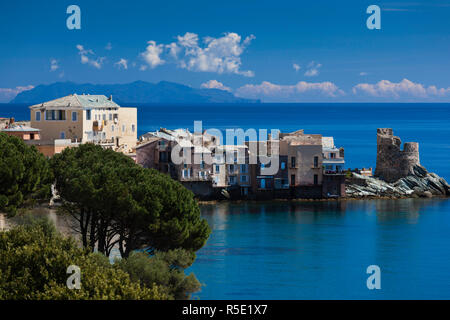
top-left (1, 124), bottom-right (41, 141)
top-left (136, 127), bottom-right (346, 200)
top-left (29, 94), bottom-right (137, 153)
top-left (321, 137), bottom-right (346, 198)
top-left (136, 128), bottom-right (219, 198)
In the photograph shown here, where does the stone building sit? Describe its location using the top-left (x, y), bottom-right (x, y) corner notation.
top-left (374, 128), bottom-right (420, 183)
top-left (29, 94), bottom-right (137, 154)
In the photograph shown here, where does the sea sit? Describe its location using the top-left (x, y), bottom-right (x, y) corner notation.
top-left (1, 102), bottom-right (450, 299)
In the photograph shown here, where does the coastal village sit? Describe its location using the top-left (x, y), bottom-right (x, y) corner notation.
top-left (1, 94), bottom-right (449, 201)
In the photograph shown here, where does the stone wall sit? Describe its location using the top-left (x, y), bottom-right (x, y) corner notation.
top-left (375, 128), bottom-right (420, 182)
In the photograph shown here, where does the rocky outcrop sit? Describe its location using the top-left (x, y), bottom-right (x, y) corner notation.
top-left (346, 165), bottom-right (450, 198)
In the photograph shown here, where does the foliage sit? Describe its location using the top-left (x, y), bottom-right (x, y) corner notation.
top-left (0, 133), bottom-right (52, 216)
top-left (116, 249), bottom-right (202, 300)
top-left (0, 218), bottom-right (168, 300)
top-left (50, 143), bottom-right (210, 257)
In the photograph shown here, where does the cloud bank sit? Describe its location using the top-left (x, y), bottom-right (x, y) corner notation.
top-left (200, 80), bottom-right (231, 92)
top-left (235, 81), bottom-right (344, 102)
top-left (352, 78), bottom-right (450, 100)
top-left (0, 85), bottom-right (34, 102)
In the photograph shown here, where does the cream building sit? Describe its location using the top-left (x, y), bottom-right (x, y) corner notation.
top-left (29, 94), bottom-right (137, 153)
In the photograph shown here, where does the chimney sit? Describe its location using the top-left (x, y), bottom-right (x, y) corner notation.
top-left (10, 117), bottom-right (15, 124)
top-left (109, 95), bottom-right (113, 101)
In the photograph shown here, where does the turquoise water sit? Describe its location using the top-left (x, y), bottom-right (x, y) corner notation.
top-left (191, 199), bottom-right (450, 299)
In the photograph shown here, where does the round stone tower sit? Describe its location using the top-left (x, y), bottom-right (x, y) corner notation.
top-left (375, 128), bottom-right (420, 182)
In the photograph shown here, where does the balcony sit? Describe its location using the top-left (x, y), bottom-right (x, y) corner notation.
top-left (323, 169), bottom-right (346, 175)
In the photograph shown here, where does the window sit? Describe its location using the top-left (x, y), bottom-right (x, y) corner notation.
top-left (241, 175), bottom-right (248, 183)
top-left (30, 133), bottom-right (35, 140)
top-left (86, 110), bottom-right (91, 121)
top-left (132, 124), bottom-right (136, 132)
top-left (260, 178), bottom-right (266, 189)
top-left (229, 164), bottom-right (235, 173)
top-left (229, 176), bottom-right (237, 185)
top-left (291, 174), bottom-right (295, 186)
top-left (72, 111), bottom-right (77, 122)
top-left (102, 114), bottom-right (106, 121)
top-left (111, 125), bottom-right (115, 132)
top-left (35, 111), bottom-right (41, 121)
top-left (122, 125), bottom-right (125, 132)
top-left (60, 132), bottom-right (65, 139)
top-left (45, 110), bottom-right (65, 121)
top-left (314, 174), bottom-right (318, 185)
top-left (281, 161), bottom-right (286, 170)
top-left (291, 157), bottom-right (296, 168)
top-left (109, 114), bottom-right (112, 121)
top-left (200, 161), bottom-right (205, 169)
top-left (330, 153), bottom-right (336, 159)
top-left (215, 165), bottom-right (220, 173)
top-left (240, 164), bottom-right (248, 173)
top-left (314, 156), bottom-right (319, 168)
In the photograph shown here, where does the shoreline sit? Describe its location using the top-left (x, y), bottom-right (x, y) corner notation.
top-left (197, 194), bottom-right (450, 205)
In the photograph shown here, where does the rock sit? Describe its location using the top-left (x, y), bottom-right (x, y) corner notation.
top-left (346, 165), bottom-right (449, 199)
top-left (423, 191), bottom-right (433, 198)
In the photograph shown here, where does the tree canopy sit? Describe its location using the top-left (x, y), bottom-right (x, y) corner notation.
top-left (0, 133), bottom-right (52, 216)
top-left (50, 143), bottom-right (210, 257)
top-left (0, 218), bottom-right (167, 300)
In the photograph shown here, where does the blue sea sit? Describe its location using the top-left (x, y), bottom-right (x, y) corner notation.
top-left (2, 103), bottom-right (450, 299)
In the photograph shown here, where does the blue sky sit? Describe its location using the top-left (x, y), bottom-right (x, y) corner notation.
top-left (0, 0), bottom-right (449, 102)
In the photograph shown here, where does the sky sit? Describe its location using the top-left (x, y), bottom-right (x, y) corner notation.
top-left (0, 0), bottom-right (450, 102)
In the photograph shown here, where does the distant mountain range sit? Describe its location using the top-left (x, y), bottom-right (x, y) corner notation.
top-left (10, 81), bottom-right (259, 104)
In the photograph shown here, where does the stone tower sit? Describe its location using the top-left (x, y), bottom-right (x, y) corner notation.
top-left (375, 128), bottom-right (420, 183)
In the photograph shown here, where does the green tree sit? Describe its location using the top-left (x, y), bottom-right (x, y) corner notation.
top-left (50, 144), bottom-right (210, 257)
top-left (116, 249), bottom-right (202, 300)
top-left (0, 133), bottom-right (52, 216)
top-left (0, 218), bottom-right (168, 300)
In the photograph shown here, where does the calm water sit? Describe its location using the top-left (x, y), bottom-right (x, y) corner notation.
top-left (2, 103), bottom-right (450, 299)
top-left (191, 199), bottom-right (450, 299)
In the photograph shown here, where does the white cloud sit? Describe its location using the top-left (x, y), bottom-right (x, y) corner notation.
top-left (76, 44), bottom-right (105, 69)
top-left (293, 63), bottom-right (301, 72)
top-left (105, 42), bottom-right (112, 50)
top-left (140, 32), bottom-right (255, 76)
top-left (359, 72), bottom-right (368, 76)
top-left (235, 81), bottom-right (344, 102)
top-left (200, 80), bottom-right (232, 92)
top-left (141, 41), bottom-right (165, 68)
top-left (0, 85), bottom-right (34, 102)
top-left (304, 61), bottom-right (322, 77)
top-left (50, 59), bottom-right (59, 71)
top-left (352, 78), bottom-right (450, 99)
top-left (114, 58), bottom-right (128, 70)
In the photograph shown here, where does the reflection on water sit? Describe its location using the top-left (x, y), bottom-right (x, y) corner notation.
top-left (190, 198), bottom-right (450, 299)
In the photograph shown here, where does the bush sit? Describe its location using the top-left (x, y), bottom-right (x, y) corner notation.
top-left (0, 218), bottom-right (167, 300)
top-left (117, 249), bottom-right (202, 300)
